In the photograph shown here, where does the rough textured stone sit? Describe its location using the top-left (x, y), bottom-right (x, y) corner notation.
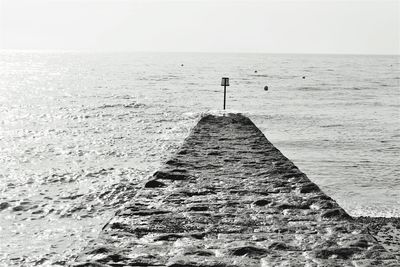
top-left (355, 216), bottom-right (400, 261)
top-left (74, 114), bottom-right (399, 266)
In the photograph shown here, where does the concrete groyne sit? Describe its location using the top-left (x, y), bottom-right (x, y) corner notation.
top-left (75, 114), bottom-right (398, 266)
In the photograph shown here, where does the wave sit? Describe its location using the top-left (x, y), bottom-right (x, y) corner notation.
top-left (321, 124), bottom-right (344, 128)
top-left (98, 102), bottom-right (146, 109)
top-left (249, 74), bottom-right (298, 79)
top-left (297, 86), bottom-right (322, 91)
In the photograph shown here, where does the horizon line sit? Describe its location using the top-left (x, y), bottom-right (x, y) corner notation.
top-left (1, 48), bottom-right (399, 57)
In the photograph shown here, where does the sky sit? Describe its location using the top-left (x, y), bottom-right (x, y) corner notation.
top-left (0, 0), bottom-right (399, 55)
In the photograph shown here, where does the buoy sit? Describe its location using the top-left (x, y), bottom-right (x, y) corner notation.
top-left (254, 70), bottom-right (258, 73)
top-left (181, 64), bottom-right (184, 66)
top-left (302, 76), bottom-right (306, 79)
top-left (264, 86), bottom-right (268, 91)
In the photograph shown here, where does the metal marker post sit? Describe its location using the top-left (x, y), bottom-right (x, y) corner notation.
top-left (221, 77), bottom-right (229, 110)
top-left (223, 85), bottom-right (226, 110)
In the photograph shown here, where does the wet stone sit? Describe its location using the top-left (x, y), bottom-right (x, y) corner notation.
top-left (299, 182), bottom-right (321, 193)
top-left (144, 179), bottom-right (166, 188)
top-left (153, 170), bottom-right (188, 181)
top-left (228, 246), bottom-right (268, 258)
top-left (253, 199), bottom-right (271, 206)
top-left (268, 241), bottom-right (290, 250)
top-left (320, 208), bottom-right (352, 220)
top-left (0, 202), bottom-right (10, 211)
top-left (188, 205), bottom-right (209, 211)
top-left (75, 114), bottom-right (398, 266)
top-left (313, 247), bottom-right (361, 260)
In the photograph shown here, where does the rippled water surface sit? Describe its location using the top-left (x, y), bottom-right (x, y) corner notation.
top-left (0, 52), bottom-right (399, 265)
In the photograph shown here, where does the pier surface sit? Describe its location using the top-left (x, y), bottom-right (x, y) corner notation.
top-left (75, 114), bottom-right (398, 266)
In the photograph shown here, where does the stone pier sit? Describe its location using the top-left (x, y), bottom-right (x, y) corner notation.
top-left (75, 114), bottom-right (398, 266)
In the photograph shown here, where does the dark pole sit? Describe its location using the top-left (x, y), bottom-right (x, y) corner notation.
top-left (223, 85), bottom-right (226, 110)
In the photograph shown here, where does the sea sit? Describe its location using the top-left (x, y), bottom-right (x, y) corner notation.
top-left (0, 51), bottom-right (399, 266)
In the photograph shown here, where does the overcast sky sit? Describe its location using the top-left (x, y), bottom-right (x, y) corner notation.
top-left (0, 0), bottom-right (399, 54)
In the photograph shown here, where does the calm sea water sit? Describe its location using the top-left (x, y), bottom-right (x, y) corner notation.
top-left (0, 52), bottom-right (399, 265)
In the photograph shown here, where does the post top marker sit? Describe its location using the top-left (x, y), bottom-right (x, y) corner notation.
top-left (221, 77), bottom-right (230, 86)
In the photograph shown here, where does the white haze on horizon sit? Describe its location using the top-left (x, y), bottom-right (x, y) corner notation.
top-left (0, 0), bottom-right (399, 55)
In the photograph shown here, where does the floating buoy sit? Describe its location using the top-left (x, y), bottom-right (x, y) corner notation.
top-left (254, 70), bottom-right (258, 73)
top-left (302, 76), bottom-right (306, 79)
top-left (264, 86), bottom-right (268, 91)
top-left (181, 64), bottom-right (184, 66)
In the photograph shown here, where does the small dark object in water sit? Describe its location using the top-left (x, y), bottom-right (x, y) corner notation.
top-left (254, 70), bottom-right (258, 73)
top-left (181, 64), bottom-right (184, 66)
top-left (302, 76), bottom-right (306, 79)
top-left (264, 86), bottom-right (268, 91)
